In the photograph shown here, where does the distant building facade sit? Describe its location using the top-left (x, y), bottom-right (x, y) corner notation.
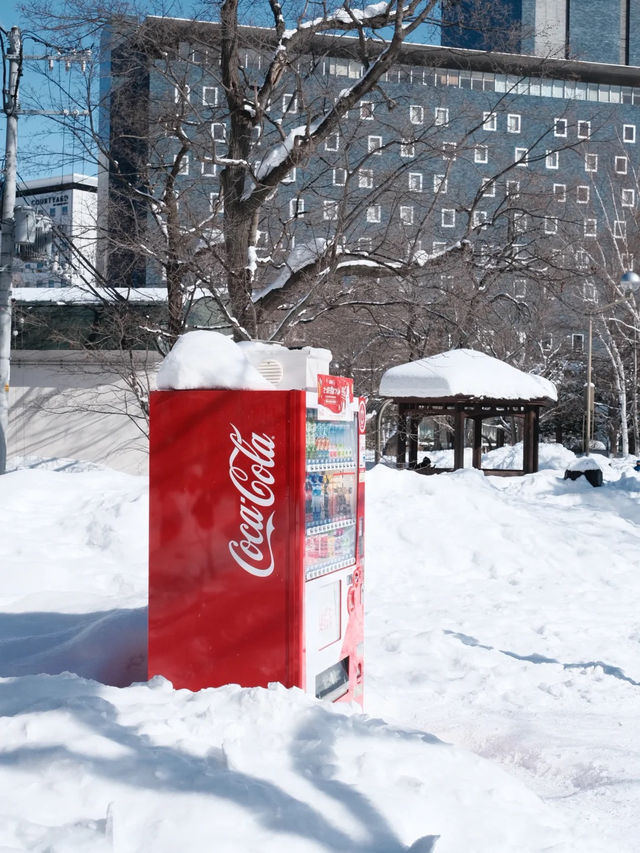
top-left (93, 5), bottom-right (638, 416)
top-left (442, 0), bottom-right (640, 64)
top-left (14, 173), bottom-right (97, 288)
top-left (98, 11), bottom-right (640, 301)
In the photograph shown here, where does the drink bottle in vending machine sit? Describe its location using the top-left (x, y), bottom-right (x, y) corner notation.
top-left (148, 343), bottom-right (366, 705)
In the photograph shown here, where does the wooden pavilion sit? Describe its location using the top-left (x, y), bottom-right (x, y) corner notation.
top-left (378, 349), bottom-right (557, 476)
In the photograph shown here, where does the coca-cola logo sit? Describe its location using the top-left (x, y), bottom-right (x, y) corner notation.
top-left (228, 424), bottom-right (276, 577)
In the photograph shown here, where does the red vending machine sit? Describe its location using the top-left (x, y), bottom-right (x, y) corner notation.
top-left (148, 344), bottom-right (366, 705)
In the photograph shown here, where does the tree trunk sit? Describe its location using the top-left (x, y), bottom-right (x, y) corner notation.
top-left (632, 337), bottom-right (639, 455)
top-left (603, 332), bottom-right (628, 456)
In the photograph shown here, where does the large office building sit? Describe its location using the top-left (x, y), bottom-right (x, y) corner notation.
top-left (98, 6), bottom-right (640, 373)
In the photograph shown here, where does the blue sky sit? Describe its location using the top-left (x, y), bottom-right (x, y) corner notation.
top-left (1, 0), bottom-right (101, 182)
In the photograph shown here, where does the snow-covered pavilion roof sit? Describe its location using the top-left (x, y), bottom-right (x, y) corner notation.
top-left (379, 349), bottom-right (557, 403)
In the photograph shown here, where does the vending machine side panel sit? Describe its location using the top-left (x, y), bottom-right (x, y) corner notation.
top-left (149, 389), bottom-right (306, 692)
top-left (303, 392), bottom-right (365, 707)
top-left (337, 395), bottom-right (367, 706)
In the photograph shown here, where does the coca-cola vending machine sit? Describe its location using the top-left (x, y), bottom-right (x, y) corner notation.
top-left (148, 344), bottom-right (366, 706)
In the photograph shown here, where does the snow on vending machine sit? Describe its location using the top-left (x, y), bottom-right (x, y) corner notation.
top-left (148, 343), bottom-right (366, 706)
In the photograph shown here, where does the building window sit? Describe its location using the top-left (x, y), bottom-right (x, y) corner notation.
top-left (434, 107), bottom-right (449, 126)
top-left (572, 333), bottom-right (584, 352)
top-left (400, 205), bottom-right (414, 225)
top-left (583, 280), bottom-right (596, 300)
top-left (512, 212), bottom-right (527, 233)
top-left (434, 174), bottom-right (448, 193)
top-left (175, 154), bottom-right (189, 175)
top-left (400, 139), bottom-right (415, 158)
top-left (481, 177), bottom-right (495, 197)
top-left (366, 204), bottom-right (381, 223)
top-left (283, 167), bottom-right (297, 184)
top-left (577, 185), bottom-right (590, 204)
top-left (323, 200), bottom-right (338, 220)
top-left (621, 252), bottom-right (634, 270)
top-left (576, 249), bottom-right (590, 270)
top-left (545, 150), bottom-right (559, 169)
top-left (472, 210), bottom-right (487, 228)
top-left (201, 158), bottom-right (216, 177)
top-left (360, 100), bottom-right (374, 120)
top-left (333, 168), bottom-right (346, 186)
top-left (325, 133), bottom-right (340, 151)
top-left (174, 84), bottom-right (190, 103)
top-left (441, 208), bottom-right (455, 227)
top-left (211, 122), bottom-right (226, 141)
top-left (553, 183), bottom-right (566, 202)
top-left (623, 124), bottom-right (636, 144)
top-left (442, 141), bottom-right (457, 160)
top-left (408, 172), bottom-right (423, 192)
top-left (202, 86), bottom-right (218, 106)
top-left (474, 144), bottom-right (488, 164)
top-left (621, 188), bottom-right (635, 207)
top-left (368, 135), bottom-right (383, 154)
top-left (514, 147), bottom-right (528, 166)
top-left (358, 236), bottom-right (372, 253)
top-left (584, 218), bottom-right (597, 237)
top-left (514, 278), bottom-right (526, 299)
top-left (614, 219), bottom-right (627, 239)
top-left (482, 111), bottom-right (496, 131)
top-left (358, 168), bottom-right (373, 189)
top-left (290, 197), bottom-right (305, 218)
top-left (507, 113), bottom-right (521, 133)
top-left (577, 120), bottom-right (591, 139)
top-left (333, 97), bottom-right (350, 119)
top-left (584, 153), bottom-right (598, 172)
top-left (615, 155), bottom-right (628, 174)
top-left (440, 273), bottom-right (454, 288)
top-left (282, 93), bottom-right (299, 113)
top-left (410, 104), bottom-right (424, 124)
top-left (554, 117), bottom-right (567, 137)
top-left (506, 179), bottom-right (520, 197)
top-left (541, 335), bottom-right (553, 351)
top-left (544, 216), bottom-right (558, 234)
top-left (210, 191), bottom-right (224, 213)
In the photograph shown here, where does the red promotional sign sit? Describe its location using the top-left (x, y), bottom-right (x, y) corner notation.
top-left (317, 374), bottom-right (353, 421)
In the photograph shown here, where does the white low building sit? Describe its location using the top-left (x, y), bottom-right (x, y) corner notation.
top-left (14, 173), bottom-right (97, 288)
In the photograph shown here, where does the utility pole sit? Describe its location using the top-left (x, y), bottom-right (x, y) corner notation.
top-left (0, 26), bottom-right (21, 475)
top-left (0, 28), bottom-right (90, 474)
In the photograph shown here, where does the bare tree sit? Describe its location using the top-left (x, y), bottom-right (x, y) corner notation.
top-left (21, 0), bottom-right (588, 343)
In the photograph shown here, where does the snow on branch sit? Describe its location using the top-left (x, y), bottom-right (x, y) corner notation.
top-left (281, 1), bottom-right (394, 40)
top-left (253, 239), bottom-right (472, 307)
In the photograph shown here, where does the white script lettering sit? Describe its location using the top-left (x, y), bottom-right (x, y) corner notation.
top-left (228, 424), bottom-right (276, 577)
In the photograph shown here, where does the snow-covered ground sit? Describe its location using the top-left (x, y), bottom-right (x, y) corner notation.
top-left (1, 447), bottom-right (639, 851)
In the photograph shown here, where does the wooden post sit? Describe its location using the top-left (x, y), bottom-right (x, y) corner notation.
top-left (408, 414), bottom-right (419, 469)
top-left (397, 406), bottom-right (407, 469)
top-left (454, 407), bottom-right (465, 470)
top-left (532, 408), bottom-right (540, 473)
top-left (472, 417), bottom-right (483, 469)
top-left (523, 409), bottom-right (535, 474)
